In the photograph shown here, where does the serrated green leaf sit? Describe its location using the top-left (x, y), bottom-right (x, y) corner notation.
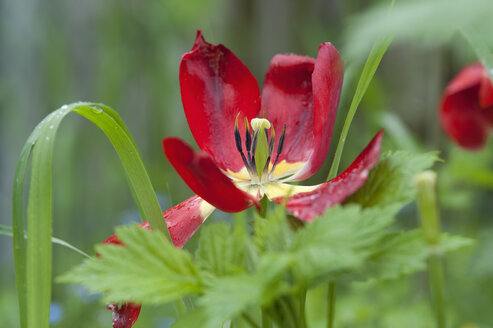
top-left (347, 151), bottom-right (439, 208)
top-left (436, 233), bottom-right (474, 254)
top-left (290, 204), bottom-right (399, 285)
top-left (362, 230), bottom-right (473, 282)
top-left (364, 230), bottom-right (428, 281)
top-left (195, 222), bottom-right (247, 277)
top-left (191, 254), bottom-right (293, 328)
top-left (254, 206), bottom-right (294, 253)
top-left (59, 225), bottom-right (201, 304)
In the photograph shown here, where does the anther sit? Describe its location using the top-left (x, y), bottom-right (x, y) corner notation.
top-left (269, 124), bottom-right (286, 177)
top-left (234, 114), bottom-right (242, 153)
top-left (234, 114), bottom-right (253, 174)
top-left (244, 117), bottom-right (252, 162)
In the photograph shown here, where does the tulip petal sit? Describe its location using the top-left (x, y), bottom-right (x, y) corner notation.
top-left (272, 131), bottom-right (383, 221)
top-left (180, 30), bottom-right (261, 173)
top-left (101, 195), bottom-right (215, 327)
top-left (441, 65), bottom-right (489, 150)
top-left (163, 196), bottom-right (215, 248)
top-left (262, 42), bottom-right (343, 181)
top-left (107, 303), bottom-right (141, 328)
top-left (163, 137), bottom-right (260, 212)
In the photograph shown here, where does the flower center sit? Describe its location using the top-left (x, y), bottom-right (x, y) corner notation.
top-left (234, 114), bottom-right (286, 184)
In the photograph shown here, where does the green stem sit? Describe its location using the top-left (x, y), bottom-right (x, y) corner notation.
top-left (327, 282), bottom-right (336, 328)
top-left (428, 255), bottom-right (446, 328)
top-left (414, 171), bottom-right (446, 328)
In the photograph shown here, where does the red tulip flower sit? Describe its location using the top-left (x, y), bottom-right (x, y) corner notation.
top-left (101, 30), bottom-right (383, 328)
top-left (162, 30), bottom-right (382, 228)
top-left (440, 62), bottom-right (493, 150)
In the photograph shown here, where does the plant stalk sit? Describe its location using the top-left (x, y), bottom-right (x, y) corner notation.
top-left (414, 171), bottom-right (445, 328)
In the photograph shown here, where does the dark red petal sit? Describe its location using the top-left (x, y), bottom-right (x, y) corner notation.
top-left (180, 30), bottom-right (261, 173)
top-left (262, 42), bottom-right (343, 181)
top-left (163, 137), bottom-right (260, 212)
top-left (163, 196), bottom-right (215, 248)
top-left (107, 303), bottom-right (141, 328)
top-left (445, 63), bottom-right (483, 95)
top-left (273, 131), bottom-right (383, 221)
top-left (101, 196), bottom-right (215, 328)
top-left (440, 64), bottom-right (488, 150)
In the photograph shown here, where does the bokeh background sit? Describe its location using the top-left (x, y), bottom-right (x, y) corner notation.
top-left (2, 0), bottom-right (493, 327)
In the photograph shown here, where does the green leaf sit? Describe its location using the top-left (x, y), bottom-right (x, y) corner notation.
top-left (0, 224), bottom-right (89, 258)
top-left (253, 206), bottom-right (294, 253)
top-left (347, 151), bottom-right (439, 208)
top-left (363, 230), bottom-right (474, 282)
top-left (13, 102), bottom-right (169, 328)
top-left (59, 225), bottom-right (201, 304)
top-left (189, 254), bottom-right (293, 328)
top-left (195, 222), bottom-right (247, 277)
top-left (364, 230), bottom-right (428, 281)
top-left (290, 204), bottom-right (399, 285)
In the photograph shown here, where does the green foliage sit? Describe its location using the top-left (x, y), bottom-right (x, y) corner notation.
top-left (59, 225), bottom-right (201, 304)
top-left (196, 222), bottom-right (247, 277)
top-left (347, 151), bottom-right (439, 207)
top-left (61, 201), bottom-right (471, 327)
top-left (290, 205), bottom-right (399, 285)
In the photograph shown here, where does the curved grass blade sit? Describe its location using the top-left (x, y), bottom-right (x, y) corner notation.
top-left (13, 102), bottom-right (170, 328)
top-left (327, 35), bottom-right (393, 180)
top-left (1, 224), bottom-right (90, 258)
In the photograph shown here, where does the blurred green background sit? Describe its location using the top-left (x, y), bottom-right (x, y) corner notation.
top-left (2, 0), bottom-right (493, 327)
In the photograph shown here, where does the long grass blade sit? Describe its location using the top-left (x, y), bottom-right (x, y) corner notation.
top-left (327, 36), bottom-right (393, 180)
top-left (13, 102), bottom-right (170, 328)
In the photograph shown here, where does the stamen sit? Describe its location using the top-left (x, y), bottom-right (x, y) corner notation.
top-left (269, 124), bottom-right (286, 177)
top-left (234, 114), bottom-right (253, 174)
top-left (244, 117), bottom-right (252, 163)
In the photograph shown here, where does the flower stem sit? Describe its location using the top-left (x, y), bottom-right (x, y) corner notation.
top-left (414, 171), bottom-right (446, 328)
top-left (327, 282), bottom-right (336, 328)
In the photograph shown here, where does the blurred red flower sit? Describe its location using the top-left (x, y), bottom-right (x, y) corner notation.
top-left (440, 63), bottom-right (493, 150)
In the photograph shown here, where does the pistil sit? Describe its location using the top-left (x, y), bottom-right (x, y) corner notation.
top-left (234, 115), bottom-right (286, 184)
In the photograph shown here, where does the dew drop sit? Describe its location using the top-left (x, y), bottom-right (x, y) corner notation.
top-left (90, 105), bottom-right (103, 114)
top-left (45, 136), bottom-right (50, 140)
top-left (49, 125), bottom-right (54, 129)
